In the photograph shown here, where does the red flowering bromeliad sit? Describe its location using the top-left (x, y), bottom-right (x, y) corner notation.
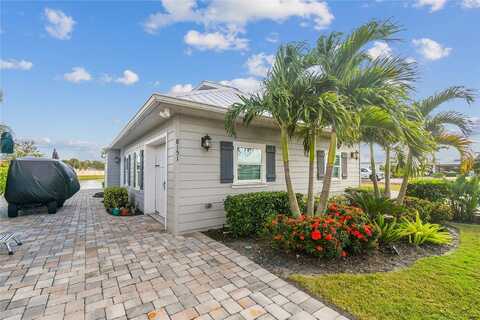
top-left (266, 203), bottom-right (378, 258)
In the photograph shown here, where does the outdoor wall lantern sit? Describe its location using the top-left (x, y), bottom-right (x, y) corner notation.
top-left (201, 134), bottom-right (212, 151)
top-left (350, 150), bottom-right (359, 160)
top-left (114, 156), bottom-right (121, 164)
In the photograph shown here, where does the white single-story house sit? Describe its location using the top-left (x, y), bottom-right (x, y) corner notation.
top-left (105, 81), bottom-right (361, 234)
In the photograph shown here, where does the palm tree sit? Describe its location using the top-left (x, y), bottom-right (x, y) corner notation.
top-left (397, 86), bottom-right (476, 203)
top-left (225, 43), bottom-right (311, 216)
top-left (307, 20), bottom-right (417, 214)
top-left (299, 91), bottom-right (353, 215)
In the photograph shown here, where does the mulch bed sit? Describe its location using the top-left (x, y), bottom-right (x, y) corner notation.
top-left (203, 226), bottom-right (459, 278)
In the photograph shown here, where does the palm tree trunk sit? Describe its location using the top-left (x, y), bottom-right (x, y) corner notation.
top-left (369, 142), bottom-right (380, 198)
top-left (306, 130), bottom-right (316, 216)
top-left (316, 129), bottom-right (337, 215)
top-left (397, 149), bottom-right (412, 204)
top-left (280, 127), bottom-right (300, 216)
top-left (384, 145), bottom-right (391, 198)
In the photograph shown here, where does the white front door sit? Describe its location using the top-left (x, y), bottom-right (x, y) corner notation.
top-left (154, 143), bottom-right (166, 218)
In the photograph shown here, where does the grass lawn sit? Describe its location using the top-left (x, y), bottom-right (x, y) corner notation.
top-left (360, 182), bottom-right (401, 191)
top-left (77, 175), bottom-right (104, 181)
top-left (291, 224), bottom-right (480, 320)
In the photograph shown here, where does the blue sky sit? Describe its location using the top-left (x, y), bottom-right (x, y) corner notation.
top-left (1, 0), bottom-right (479, 161)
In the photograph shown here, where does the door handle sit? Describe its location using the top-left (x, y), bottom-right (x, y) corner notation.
top-left (163, 181), bottom-right (166, 189)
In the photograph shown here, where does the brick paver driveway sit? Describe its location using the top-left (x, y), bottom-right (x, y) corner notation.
top-left (0, 190), bottom-right (348, 320)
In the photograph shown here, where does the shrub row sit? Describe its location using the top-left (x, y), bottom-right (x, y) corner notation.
top-left (406, 179), bottom-right (451, 202)
top-left (224, 191), bottom-right (305, 237)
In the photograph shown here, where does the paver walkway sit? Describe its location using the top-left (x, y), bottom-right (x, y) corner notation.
top-left (0, 190), bottom-right (348, 320)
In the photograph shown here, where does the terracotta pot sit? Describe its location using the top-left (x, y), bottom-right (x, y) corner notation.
top-left (120, 208), bottom-right (130, 216)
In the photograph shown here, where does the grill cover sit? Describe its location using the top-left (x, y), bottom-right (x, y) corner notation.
top-left (5, 157), bottom-right (80, 205)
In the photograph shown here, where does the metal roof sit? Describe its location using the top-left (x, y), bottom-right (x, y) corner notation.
top-left (167, 81), bottom-right (247, 109)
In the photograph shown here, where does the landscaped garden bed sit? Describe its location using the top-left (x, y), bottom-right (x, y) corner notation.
top-left (203, 175), bottom-right (480, 319)
top-left (204, 225), bottom-right (458, 277)
top-left (292, 223), bottom-right (480, 320)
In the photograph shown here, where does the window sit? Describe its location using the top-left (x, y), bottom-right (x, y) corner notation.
top-left (127, 155), bottom-right (131, 186)
top-left (133, 152), bottom-right (137, 188)
top-left (333, 154), bottom-right (341, 178)
top-left (321, 152), bottom-right (341, 179)
top-left (234, 142), bottom-right (265, 184)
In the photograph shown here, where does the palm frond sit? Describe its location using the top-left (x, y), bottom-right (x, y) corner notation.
top-left (416, 86), bottom-right (476, 117)
top-left (434, 132), bottom-right (474, 173)
top-left (426, 111), bottom-right (472, 136)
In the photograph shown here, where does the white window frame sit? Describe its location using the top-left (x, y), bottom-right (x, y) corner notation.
top-left (233, 141), bottom-right (266, 186)
top-left (322, 151), bottom-right (342, 179)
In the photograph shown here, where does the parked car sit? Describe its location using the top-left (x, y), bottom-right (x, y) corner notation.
top-left (360, 167), bottom-right (384, 181)
top-left (5, 157), bottom-right (80, 217)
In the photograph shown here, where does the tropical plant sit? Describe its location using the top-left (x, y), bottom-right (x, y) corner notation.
top-left (397, 87), bottom-right (476, 203)
top-left (346, 191), bottom-right (404, 219)
top-left (306, 20), bottom-right (417, 214)
top-left (449, 175), bottom-right (480, 222)
top-left (372, 214), bottom-right (402, 244)
top-left (225, 44), bottom-right (310, 216)
top-left (398, 212), bottom-right (452, 245)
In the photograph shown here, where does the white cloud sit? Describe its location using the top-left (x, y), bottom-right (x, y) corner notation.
top-left (115, 70), bottom-right (139, 85)
top-left (266, 32), bottom-right (279, 43)
top-left (405, 57), bottom-right (417, 64)
top-left (246, 53), bottom-right (274, 77)
top-left (0, 59), bottom-right (33, 70)
top-left (143, 0), bottom-right (334, 33)
top-left (220, 77), bottom-right (262, 94)
top-left (367, 41), bottom-right (392, 59)
top-left (412, 38), bottom-right (452, 60)
top-left (184, 29), bottom-right (248, 51)
top-left (44, 8), bottom-right (75, 40)
top-left (415, 0), bottom-right (447, 12)
top-left (168, 83), bottom-right (194, 94)
top-left (63, 67), bottom-right (92, 83)
top-left (462, 0), bottom-right (480, 8)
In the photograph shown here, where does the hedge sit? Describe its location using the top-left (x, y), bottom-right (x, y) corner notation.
top-left (104, 187), bottom-right (128, 210)
top-left (406, 179), bottom-right (451, 202)
top-left (0, 164), bottom-right (8, 195)
top-left (224, 191), bottom-right (305, 238)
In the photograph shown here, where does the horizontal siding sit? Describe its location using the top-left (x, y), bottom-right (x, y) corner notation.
top-left (120, 117), bottom-right (178, 233)
top-left (105, 149), bottom-right (121, 187)
top-left (176, 115), bottom-right (360, 233)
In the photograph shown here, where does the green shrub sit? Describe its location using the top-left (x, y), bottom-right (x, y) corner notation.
top-left (450, 175), bottom-right (480, 222)
top-left (429, 202), bottom-right (454, 223)
top-left (406, 179), bottom-right (451, 202)
top-left (432, 172), bottom-right (445, 178)
top-left (224, 191), bottom-right (305, 237)
top-left (346, 191), bottom-right (405, 219)
top-left (398, 213), bottom-right (452, 245)
top-left (0, 164), bottom-right (8, 195)
top-left (403, 196), bottom-right (433, 222)
top-left (445, 171), bottom-right (458, 177)
top-left (104, 187), bottom-right (128, 210)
